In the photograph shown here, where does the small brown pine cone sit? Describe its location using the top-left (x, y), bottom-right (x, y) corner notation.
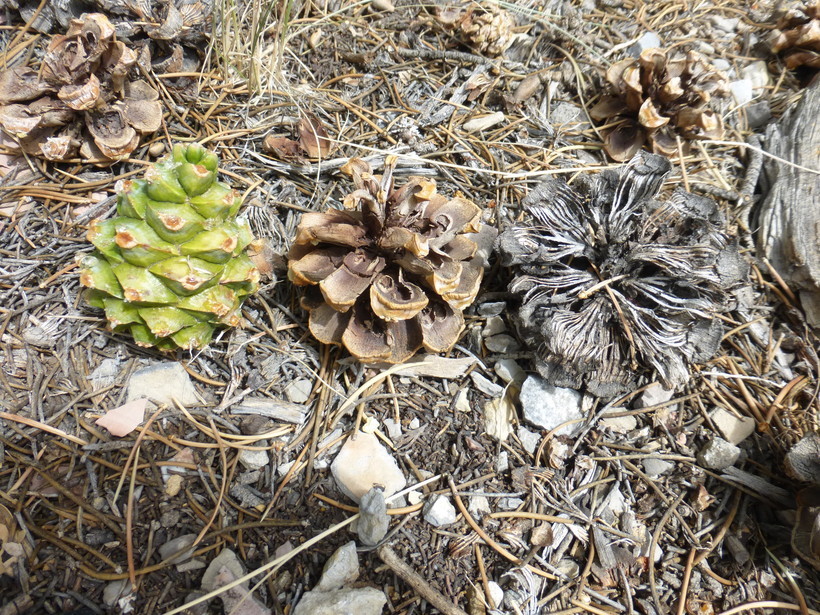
top-left (288, 156), bottom-right (486, 363)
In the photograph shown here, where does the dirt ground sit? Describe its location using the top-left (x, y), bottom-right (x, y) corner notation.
top-left (0, 0), bottom-right (818, 614)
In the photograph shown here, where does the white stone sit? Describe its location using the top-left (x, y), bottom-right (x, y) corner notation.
top-left (484, 334), bottom-right (521, 353)
top-left (499, 497), bottom-right (524, 510)
top-left (600, 411), bottom-right (637, 433)
top-left (729, 79), bottom-right (753, 106)
top-left (423, 495), bottom-right (457, 527)
top-left (628, 31), bottom-right (661, 56)
top-left (407, 490), bottom-right (423, 505)
top-left (495, 359), bottom-right (525, 384)
top-left (642, 458), bottom-right (674, 478)
top-left (159, 534), bottom-right (196, 564)
top-left (316, 541), bottom-right (359, 591)
top-left (331, 432), bottom-right (406, 503)
top-left (285, 379), bottom-right (312, 404)
top-left (488, 582), bottom-right (504, 609)
top-left (103, 579), bottom-right (130, 606)
top-left (712, 58), bottom-right (732, 72)
top-left (698, 437), bottom-right (741, 470)
top-left (520, 375), bottom-right (584, 436)
top-left (496, 451), bottom-right (509, 473)
top-left (454, 389), bottom-right (471, 413)
top-left (468, 495), bottom-right (491, 518)
top-left (517, 426), bottom-right (541, 455)
top-left (478, 302), bottom-right (506, 316)
top-left (201, 549), bottom-right (245, 592)
top-left (484, 395), bottom-right (514, 441)
top-left (550, 102), bottom-right (584, 126)
top-left (742, 61), bottom-right (769, 90)
top-left (482, 316), bottom-right (506, 337)
top-left (382, 418), bottom-right (402, 440)
top-left (408, 417), bottom-right (420, 430)
top-left (710, 407), bottom-right (756, 444)
top-left (277, 460), bottom-right (296, 477)
top-left (602, 486), bottom-right (627, 516)
top-left (635, 383), bottom-right (675, 409)
top-left (239, 443), bottom-right (270, 471)
top-left (292, 587), bottom-right (387, 615)
top-left (126, 362), bottom-right (199, 407)
top-left (471, 372), bottom-right (503, 397)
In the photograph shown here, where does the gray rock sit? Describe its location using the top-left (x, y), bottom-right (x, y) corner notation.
top-left (285, 379), bottom-right (312, 404)
top-left (331, 432), bottom-right (406, 503)
top-left (239, 442), bottom-right (270, 471)
top-left (550, 102), bottom-right (585, 126)
top-left (468, 495), bottom-right (491, 518)
top-left (357, 488), bottom-right (389, 546)
top-left (697, 437), bottom-right (741, 470)
top-left (316, 541), bottom-right (359, 591)
top-left (159, 533), bottom-right (196, 564)
top-left (103, 579), bottom-right (130, 606)
top-left (600, 411), bottom-right (637, 433)
top-left (635, 382), bottom-right (675, 409)
top-left (517, 426), bottom-right (541, 455)
top-left (520, 375), bottom-right (584, 436)
top-left (628, 31), bottom-right (661, 56)
top-left (499, 497), bottom-right (524, 510)
top-left (202, 549), bottom-right (245, 591)
top-left (496, 451), bottom-right (509, 473)
top-left (292, 587), bottom-right (387, 615)
top-left (126, 362), bottom-right (199, 407)
top-left (423, 495), bottom-right (457, 527)
top-left (745, 101), bottom-right (772, 131)
top-left (478, 302), bottom-right (506, 316)
top-left (495, 358), bottom-right (525, 384)
top-left (471, 372), bottom-right (503, 397)
top-left (643, 457), bottom-right (674, 478)
top-left (485, 333), bottom-right (521, 353)
top-left (482, 316), bottom-right (506, 337)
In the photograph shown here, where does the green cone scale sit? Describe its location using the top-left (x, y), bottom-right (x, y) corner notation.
top-left (79, 143), bottom-right (260, 350)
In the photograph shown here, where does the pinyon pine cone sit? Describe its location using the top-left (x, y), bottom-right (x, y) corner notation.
top-left (769, 0), bottom-right (820, 72)
top-left (591, 48), bottom-right (729, 161)
top-left (435, 3), bottom-right (515, 57)
top-left (496, 152), bottom-right (747, 398)
top-left (288, 156), bottom-right (485, 363)
top-left (0, 13), bottom-right (162, 162)
top-left (79, 143), bottom-right (260, 350)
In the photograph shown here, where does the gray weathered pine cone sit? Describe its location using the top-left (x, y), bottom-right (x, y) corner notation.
top-left (496, 152), bottom-right (747, 398)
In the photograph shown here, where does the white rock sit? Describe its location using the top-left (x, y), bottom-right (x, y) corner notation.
top-left (202, 549), bottom-right (245, 591)
top-left (629, 31), bottom-right (661, 56)
top-left (159, 533), bottom-right (196, 564)
top-left (642, 458), bottom-right (674, 478)
top-left (176, 559), bottom-right (205, 573)
top-left (495, 359), bottom-right (525, 384)
top-left (496, 451), bottom-right (509, 473)
top-left (126, 362), bottom-right (199, 407)
top-left (711, 15), bottom-right (738, 32)
top-left (239, 443), bottom-right (270, 471)
top-left (600, 411), bottom-right (637, 433)
top-left (423, 495), bottom-right (457, 527)
top-left (316, 541), bottom-right (359, 591)
top-left (550, 102), bottom-right (584, 126)
top-left (408, 417), bottom-right (420, 430)
top-left (407, 490), bottom-right (423, 505)
top-left (698, 437), bottom-right (741, 470)
top-left (331, 432), bottom-right (406, 503)
top-left (484, 334), bottom-right (520, 353)
top-left (517, 426), bottom-right (541, 455)
top-left (463, 111), bottom-right (505, 133)
top-left (285, 379), bottom-right (312, 403)
top-left (277, 460), bottom-right (296, 477)
top-left (371, 0), bottom-right (394, 11)
top-left (454, 389), bottom-right (471, 413)
top-left (471, 372), bottom-right (503, 397)
top-left (635, 383), bottom-right (675, 409)
top-left (103, 579), bottom-right (130, 606)
top-left (382, 418), bottom-right (402, 440)
top-left (292, 587), bottom-right (387, 615)
top-left (484, 395), bottom-right (514, 441)
top-left (468, 495), bottom-right (491, 518)
top-left (482, 316), bottom-right (506, 337)
top-left (742, 61), bottom-right (769, 90)
top-left (488, 582), bottom-right (504, 609)
top-left (520, 375), bottom-right (584, 436)
top-left (729, 79), bottom-right (753, 106)
top-left (601, 486), bottom-right (627, 516)
top-left (712, 58), bottom-right (732, 72)
top-left (710, 407), bottom-right (756, 444)
top-left (499, 497), bottom-right (524, 510)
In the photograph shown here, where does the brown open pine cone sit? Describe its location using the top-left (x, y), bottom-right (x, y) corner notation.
top-left (769, 0), bottom-right (820, 71)
top-left (288, 156), bottom-right (485, 363)
top-left (591, 48), bottom-right (729, 161)
top-left (0, 13), bottom-right (162, 162)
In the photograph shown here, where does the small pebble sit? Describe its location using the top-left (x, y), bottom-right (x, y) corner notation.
top-left (126, 362), bottom-right (199, 408)
top-left (494, 359), bottom-right (525, 384)
top-left (316, 541), bottom-right (359, 591)
top-left (471, 372), bottom-right (503, 397)
top-left (478, 302), bottom-right (506, 316)
top-left (331, 432), bottom-right (406, 503)
top-left (239, 443), bottom-right (270, 471)
top-left (517, 426), bottom-right (541, 455)
top-left (165, 474), bottom-right (183, 497)
top-left (520, 375), bottom-right (584, 436)
top-left (710, 407), bottom-right (756, 444)
top-left (628, 31), bottom-right (661, 56)
top-left (482, 316), bottom-right (506, 337)
top-left (285, 378), bottom-right (312, 403)
top-left (698, 437), bottom-right (741, 470)
top-left (454, 389), bottom-right (471, 412)
top-left (484, 334), bottom-right (521, 353)
top-left (357, 488), bottom-right (389, 546)
top-left (423, 495), bottom-right (457, 527)
top-left (468, 495), bottom-right (491, 518)
top-left (642, 457), bottom-right (674, 478)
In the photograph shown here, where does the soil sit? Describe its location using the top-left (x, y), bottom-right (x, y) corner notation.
top-left (0, 1), bottom-right (818, 614)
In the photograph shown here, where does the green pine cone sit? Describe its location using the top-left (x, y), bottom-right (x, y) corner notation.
top-left (79, 143), bottom-right (261, 350)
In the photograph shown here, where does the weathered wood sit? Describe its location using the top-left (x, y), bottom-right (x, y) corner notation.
top-left (756, 76), bottom-right (820, 326)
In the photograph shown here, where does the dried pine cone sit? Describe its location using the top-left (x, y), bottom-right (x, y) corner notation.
top-left (435, 3), bottom-right (515, 57)
top-left (769, 0), bottom-right (820, 72)
top-left (0, 13), bottom-right (162, 162)
top-left (496, 152), bottom-right (746, 398)
top-left (591, 48), bottom-right (729, 161)
top-left (288, 156), bottom-right (485, 363)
